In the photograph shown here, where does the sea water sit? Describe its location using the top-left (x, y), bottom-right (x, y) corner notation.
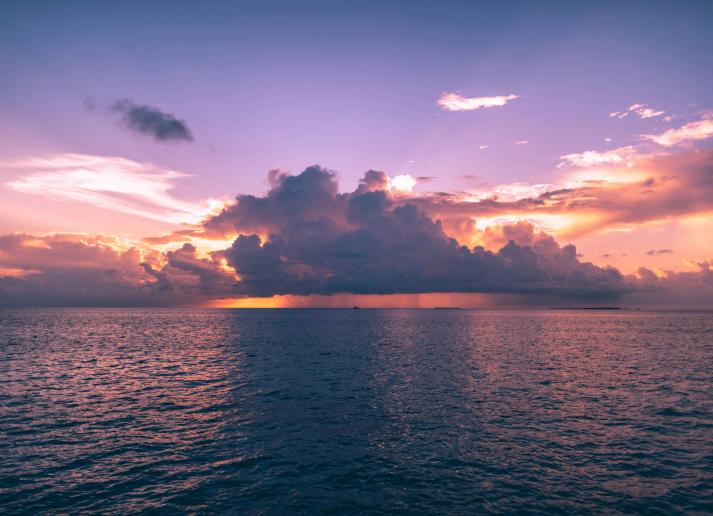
top-left (1, 309), bottom-right (712, 513)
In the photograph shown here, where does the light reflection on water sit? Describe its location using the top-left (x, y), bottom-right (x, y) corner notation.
top-left (1, 309), bottom-right (712, 513)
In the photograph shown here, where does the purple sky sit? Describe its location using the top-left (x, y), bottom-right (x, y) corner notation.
top-left (1, 1), bottom-right (712, 307)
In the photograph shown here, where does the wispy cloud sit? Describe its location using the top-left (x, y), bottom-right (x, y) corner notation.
top-left (646, 249), bottom-right (673, 256)
top-left (627, 103), bottom-right (665, 119)
top-left (558, 146), bottom-right (636, 167)
top-left (5, 154), bottom-right (221, 224)
top-left (437, 92), bottom-right (519, 112)
top-left (643, 113), bottom-right (713, 146)
top-left (609, 103), bottom-right (665, 120)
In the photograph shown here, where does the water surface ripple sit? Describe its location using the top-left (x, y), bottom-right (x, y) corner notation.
top-left (1, 309), bottom-right (712, 514)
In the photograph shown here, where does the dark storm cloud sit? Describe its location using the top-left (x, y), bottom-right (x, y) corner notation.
top-left (0, 233), bottom-right (152, 307)
top-left (206, 166), bottom-right (629, 299)
top-left (107, 98), bottom-right (194, 142)
top-left (627, 261), bottom-right (713, 308)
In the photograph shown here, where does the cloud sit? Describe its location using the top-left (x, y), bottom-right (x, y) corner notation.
top-left (559, 149), bottom-right (713, 231)
top-left (609, 103), bottom-right (665, 120)
top-left (5, 154), bottom-right (222, 224)
top-left (646, 249), bottom-right (673, 256)
top-left (0, 233), bottom-right (235, 306)
top-left (515, 140), bottom-right (528, 145)
top-left (628, 260), bottom-right (713, 308)
top-left (403, 148), bottom-right (713, 239)
top-left (4, 154), bottom-right (713, 306)
top-left (0, 233), bottom-right (151, 306)
top-left (4, 228), bottom-right (710, 308)
top-left (437, 92), bottom-right (519, 112)
top-left (390, 174), bottom-right (417, 193)
top-left (204, 166), bottom-right (628, 299)
top-left (627, 103), bottom-right (665, 119)
top-left (643, 113), bottom-right (713, 146)
top-left (558, 146), bottom-right (636, 167)
top-left (102, 98), bottom-right (193, 142)
top-left (143, 243), bottom-right (236, 293)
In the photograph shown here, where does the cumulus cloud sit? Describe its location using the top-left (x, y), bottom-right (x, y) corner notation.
top-left (643, 113), bottom-right (713, 146)
top-left (5, 154), bottom-right (222, 224)
top-left (437, 92), bottom-right (519, 112)
top-left (203, 166), bottom-right (627, 299)
top-left (142, 243), bottom-right (236, 294)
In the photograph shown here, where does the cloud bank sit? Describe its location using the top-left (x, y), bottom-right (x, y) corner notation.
top-left (0, 166), bottom-right (639, 306)
top-left (3, 143), bottom-right (713, 307)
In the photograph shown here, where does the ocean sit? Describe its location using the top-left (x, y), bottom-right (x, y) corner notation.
top-left (1, 308), bottom-right (712, 513)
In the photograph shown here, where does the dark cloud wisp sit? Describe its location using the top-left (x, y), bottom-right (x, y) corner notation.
top-left (109, 99), bottom-right (194, 142)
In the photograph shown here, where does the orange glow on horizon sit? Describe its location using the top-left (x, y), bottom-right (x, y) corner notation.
top-left (207, 292), bottom-right (497, 309)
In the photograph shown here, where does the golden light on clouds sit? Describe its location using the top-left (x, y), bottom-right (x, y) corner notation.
top-left (389, 174), bottom-right (417, 193)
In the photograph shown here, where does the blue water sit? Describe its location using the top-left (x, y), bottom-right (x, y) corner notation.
top-left (1, 309), bottom-right (712, 514)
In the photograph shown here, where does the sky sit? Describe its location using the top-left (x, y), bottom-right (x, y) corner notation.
top-left (1, 0), bottom-right (713, 307)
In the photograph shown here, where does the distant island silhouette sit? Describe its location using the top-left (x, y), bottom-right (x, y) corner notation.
top-left (549, 307), bottom-right (622, 310)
